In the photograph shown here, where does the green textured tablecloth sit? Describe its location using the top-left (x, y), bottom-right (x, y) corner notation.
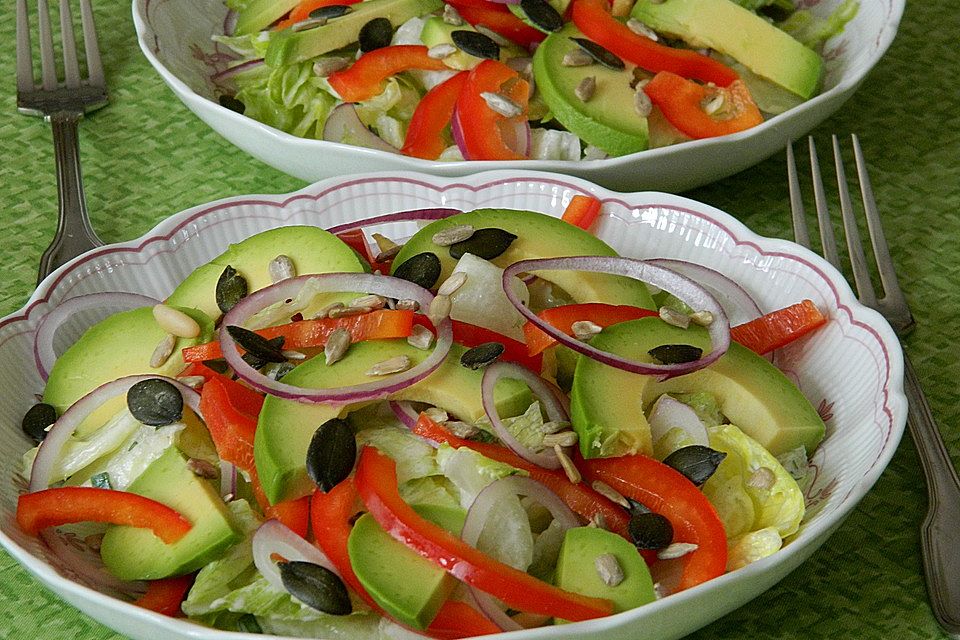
top-left (1, 0), bottom-right (958, 638)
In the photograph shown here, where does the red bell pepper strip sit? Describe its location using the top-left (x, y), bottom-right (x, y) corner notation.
top-left (266, 495), bottom-right (312, 539)
top-left (522, 303), bottom-right (658, 356)
top-left (578, 454), bottom-right (727, 591)
top-left (446, 0), bottom-right (546, 49)
top-left (643, 71), bottom-right (763, 139)
top-left (328, 46), bottom-right (449, 103)
top-left (426, 600), bottom-right (501, 639)
top-left (17, 487), bottom-right (192, 544)
top-left (275, 0), bottom-right (362, 29)
top-left (355, 446), bottom-right (614, 620)
top-left (132, 574), bottom-right (195, 616)
top-left (561, 194), bottom-right (602, 231)
top-left (731, 299), bottom-right (826, 355)
top-left (571, 0), bottom-right (738, 87)
top-left (336, 228), bottom-right (378, 269)
top-left (402, 72), bottom-right (470, 160)
top-left (452, 59), bottom-right (529, 161)
top-left (181, 309), bottom-right (415, 363)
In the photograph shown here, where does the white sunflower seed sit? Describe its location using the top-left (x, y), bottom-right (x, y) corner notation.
top-left (312, 301), bottom-right (345, 319)
top-left (395, 298), bottom-right (420, 312)
top-left (442, 3), bottom-right (464, 25)
top-left (595, 553), bottom-right (625, 587)
top-left (407, 323), bottom-right (435, 350)
top-left (480, 91), bottom-right (523, 118)
top-left (292, 16), bottom-right (325, 31)
top-left (324, 328), bottom-right (351, 365)
top-left (149, 334), bottom-right (177, 368)
top-left (476, 25), bottom-right (511, 48)
top-left (659, 306), bottom-right (691, 329)
top-left (701, 91), bottom-right (725, 115)
top-left (177, 375), bottom-right (206, 389)
top-left (575, 76), bottom-right (597, 102)
top-left (555, 444), bottom-right (581, 484)
top-left (591, 480), bottom-right (631, 508)
top-left (572, 320), bottom-right (603, 340)
top-left (329, 305), bottom-right (371, 319)
top-left (282, 350), bottom-right (307, 360)
top-left (588, 513), bottom-right (608, 529)
top-left (313, 56), bottom-right (350, 77)
top-left (153, 304), bottom-right (201, 338)
top-left (350, 294), bottom-right (387, 310)
top-left (690, 310), bottom-right (715, 326)
top-left (540, 420), bottom-right (571, 434)
top-left (562, 48), bottom-right (594, 67)
top-left (428, 294), bottom-right (452, 326)
top-left (366, 355), bottom-right (412, 376)
top-left (447, 420), bottom-right (479, 438)
top-left (269, 254), bottom-right (297, 282)
top-left (626, 18), bottom-right (659, 41)
top-left (747, 466), bottom-right (776, 490)
top-left (437, 271), bottom-right (468, 296)
top-left (423, 407), bottom-right (448, 424)
top-left (187, 458), bottom-right (219, 479)
top-left (657, 542), bottom-right (699, 560)
top-left (428, 43), bottom-right (457, 59)
top-left (634, 88), bottom-right (653, 117)
top-left (543, 431), bottom-right (579, 448)
top-left (432, 224), bottom-right (475, 247)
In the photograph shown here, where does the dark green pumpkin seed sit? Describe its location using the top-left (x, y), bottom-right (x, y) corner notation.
top-left (241, 336), bottom-right (286, 370)
top-left (306, 417), bottom-right (357, 493)
top-left (228, 326), bottom-right (286, 364)
top-left (460, 342), bottom-right (505, 370)
top-left (647, 343), bottom-right (703, 364)
top-left (21, 402), bottom-right (57, 444)
top-left (237, 614), bottom-right (263, 634)
top-left (448, 227), bottom-right (517, 260)
top-left (216, 265), bottom-right (248, 314)
top-left (218, 95), bottom-right (245, 114)
top-left (628, 510), bottom-right (673, 550)
top-left (452, 30), bottom-right (500, 60)
top-left (127, 378), bottom-right (184, 427)
top-left (279, 561), bottom-right (352, 615)
top-left (90, 472), bottom-right (112, 489)
top-left (359, 17), bottom-right (393, 52)
top-left (393, 252), bottom-right (442, 290)
top-left (663, 445), bottom-right (726, 487)
top-left (203, 359), bottom-right (230, 374)
top-left (570, 37), bottom-right (625, 70)
top-left (309, 4), bottom-right (352, 19)
top-left (520, 0), bottom-right (563, 32)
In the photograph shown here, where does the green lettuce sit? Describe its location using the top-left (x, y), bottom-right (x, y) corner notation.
top-left (356, 426), bottom-right (439, 484)
top-left (778, 0), bottom-right (859, 50)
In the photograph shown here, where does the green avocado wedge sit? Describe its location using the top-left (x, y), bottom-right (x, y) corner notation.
top-left (569, 317), bottom-right (826, 459)
top-left (392, 209), bottom-right (655, 310)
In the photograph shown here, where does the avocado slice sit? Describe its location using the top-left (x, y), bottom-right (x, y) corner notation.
top-left (265, 0), bottom-right (443, 67)
top-left (42, 306), bottom-right (214, 438)
top-left (555, 526), bottom-right (655, 620)
top-left (348, 504), bottom-right (465, 629)
top-left (232, 0), bottom-right (300, 36)
top-left (569, 317), bottom-right (826, 459)
top-left (533, 25), bottom-right (649, 157)
top-left (166, 225), bottom-right (366, 322)
top-left (100, 447), bottom-right (241, 580)
top-left (631, 0), bottom-right (822, 99)
top-left (392, 209), bottom-right (655, 310)
top-left (254, 339), bottom-right (533, 504)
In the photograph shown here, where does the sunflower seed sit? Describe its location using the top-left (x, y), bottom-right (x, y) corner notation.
top-left (543, 430), bottom-right (578, 448)
top-left (292, 16), bottom-right (326, 30)
top-left (460, 342), bottom-right (505, 369)
top-left (562, 48), bottom-right (594, 67)
top-left (306, 417), bottom-right (357, 493)
top-left (572, 320), bottom-right (602, 340)
top-left (540, 420), bottom-right (570, 434)
top-left (452, 30), bottom-right (500, 60)
top-left (127, 378), bottom-right (184, 427)
top-left (309, 4), bottom-right (352, 19)
top-left (629, 510), bottom-right (673, 550)
top-left (659, 306), bottom-right (691, 328)
top-left (264, 361), bottom-right (296, 380)
top-left (218, 94), bottom-right (245, 114)
top-left (428, 43), bottom-right (457, 59)
top-left (21, 403), bottom-right (57, 444)
top-left (591, 480), bottom-right (631, 508)
top-left (475, 25), bottom-right (511, 48)
top-left (282, 350), bottom-right (307, 360)
top-left (480, 91), bottom-right (523, 118)
top-left (570, 37), bottom-right (624, 70)
top-left (519, 0), bottom-right (564, 32)
top-left (350, 294), bottom-right (387, 310)
top-left (395, 298), bottom-right (420, 312)
top-left (149, 334), bottom-right (178, 368)
top-left (701, 90), bottom-right (725, 115)
top-left (393, 252), bottom-right (442, 290)
top-left (328, 305), bottom-right (371, 319)
top-left (269, 254), bottom-right (297, 283)
top-left (313, 301), bottom-right (345, 319)
top-left (657, 542), bottom-right (699, 560)
top-left (626, 18), bottom-right (658, 40)
top-left (555, 444), bottom-right (581, 483)
top-left (442, 3), bottom-right (464, 25)
top-left (588, 513), bottom-right (608, 529)
top-left (448, 421), bottom-right (480, 438)
top-left (647, 343), bottom-right (703, 364)
top-left (690, 310), bottom-right (714, 326)
top-left (153, 304), bottom-right (201, 338)
top-left (424, 407), bottom-right (449, 424)
top-left (634, 88), bottom-right (653, 117)
top-left (575, 76), bottom-right (596, 102)
top-left (437, 271), bottom-right (468, 296)
top-left (227, 325), bottom-right (287, 363)
top-left (428, 294), bottom-right (452, 326)
top-left (187, 458), bottom-right (218, 479)
top-left (366, 355), bottom-right (412, 376)
top-left (324, 328), bottom-right (351, 365)
top-left (448, 227), bottom-right (517, 260)
top-left (311, 56), bottom-right (350, 76)
top-left (359, 17), bottom-right (393, 52)
top-left (595, 553), bottom-right (625, 587)
top-left (216, 265), bottom-right (248, 314)
top-left (177, 375), bottom-right (206, 389)
top-left (432, 224), bottom-right (476, 247)
top-left (407, 323), bottom-right (435, 350)
top-left (747, 466), bottom-right (776, 490)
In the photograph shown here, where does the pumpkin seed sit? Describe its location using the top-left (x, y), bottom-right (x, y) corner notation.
top-left (452, 30), bottom-right (500, 60)
top-left (628, 510), bottom-right (673, 550)
top-left (90, 472), bottom-right (112, 489)
top-left (243, 336), bottom-right (286, 370)
top-left (309, 4), bottom-right (352, 19)
top-left (21, 402), bottom-right (57, 443)
top-left (393, 252), bottom-right (442, 290)
top-left (448, 227), bottom-right (517, 260)
top-left (216, 265), bottom-right (248, 314)
top-left (432, 224), bottom-right (475, 247)
top-left (218, 94), bottom-right (245, 114)
top-left (460, 342), bottom-right (505, 369)
top-left (279, 560), bottom-right (352, 615)
top-left (647, 343), bottom-right (702, 364)
top-left (306, 417), bottom-right (357, 493)
top-left (359, 17), bottom-right (393, 52)
top-left (227, 325), bottom-right (287, 363)
top-left (520, 0), bottom-right (563, 32)
top-left (237, 614), bottom-right (263, 634)
top-left (663, 445), bottom-right (726, 486)
top-left (570, 37), bottom-right (624, 70)
top-left (127, 378), bottom-right (184, 427)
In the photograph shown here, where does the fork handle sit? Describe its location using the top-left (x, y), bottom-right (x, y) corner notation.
top-left (37, 111), bottom-right (102, 285)
top-left (905, 353), bottom-right (960, 634)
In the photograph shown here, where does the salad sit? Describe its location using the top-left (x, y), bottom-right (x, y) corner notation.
top-left (211, 0), bottom-right (858, 161)
top-left (16, 201), bottom-right (830, 637)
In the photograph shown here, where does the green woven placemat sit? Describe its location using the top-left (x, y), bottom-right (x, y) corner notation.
top-left (1, 0), bottom-right (957, 638)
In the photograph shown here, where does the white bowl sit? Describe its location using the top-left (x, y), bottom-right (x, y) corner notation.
top-left (131, 0), bottom-right (903, 192)
top-left (0, 171), bottom-right (906, 639)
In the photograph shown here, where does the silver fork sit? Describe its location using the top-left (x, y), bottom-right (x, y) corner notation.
top-left (16, 0), bottom-right (107, 286)
top-left (788, 134), bottom-right (960, 635)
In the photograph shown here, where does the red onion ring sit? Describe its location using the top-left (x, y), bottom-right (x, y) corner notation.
top-left (461, 476), bottom-right (580, 630)
top-left (647, 395), bottom-right (709, 448)
top-left (219, 460), bottom-right (238, 500)
top-left (646, 258), bottom-right (761, 324)
top-left (222, 8), bottom-right (238, 36)
top-left (252, 519), bottom-right (341, 594)
top-left (33, 293), bottom-right (160, 381)
top-left (218, 274), bottom-right (453, 404)
top-left (324, 208), bottom-right (461, 236)
top-left (322, 104), bottom-right (398, 153)
top-left (28, 375), bottom-right (202, 493)
top-left (480, 362), bottom-right (570, 470)
top-left (389, 400), bottom-right (419, 429)
top-left (211, 58), bottom-right (265, 83)
top-left (502, 257), bottom-right (730, 380)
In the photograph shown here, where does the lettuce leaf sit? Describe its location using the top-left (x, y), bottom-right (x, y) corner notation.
top-left (356, 426), bottom-right (439, 484)
top-left (778, 0), bottom-right (859, 50)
